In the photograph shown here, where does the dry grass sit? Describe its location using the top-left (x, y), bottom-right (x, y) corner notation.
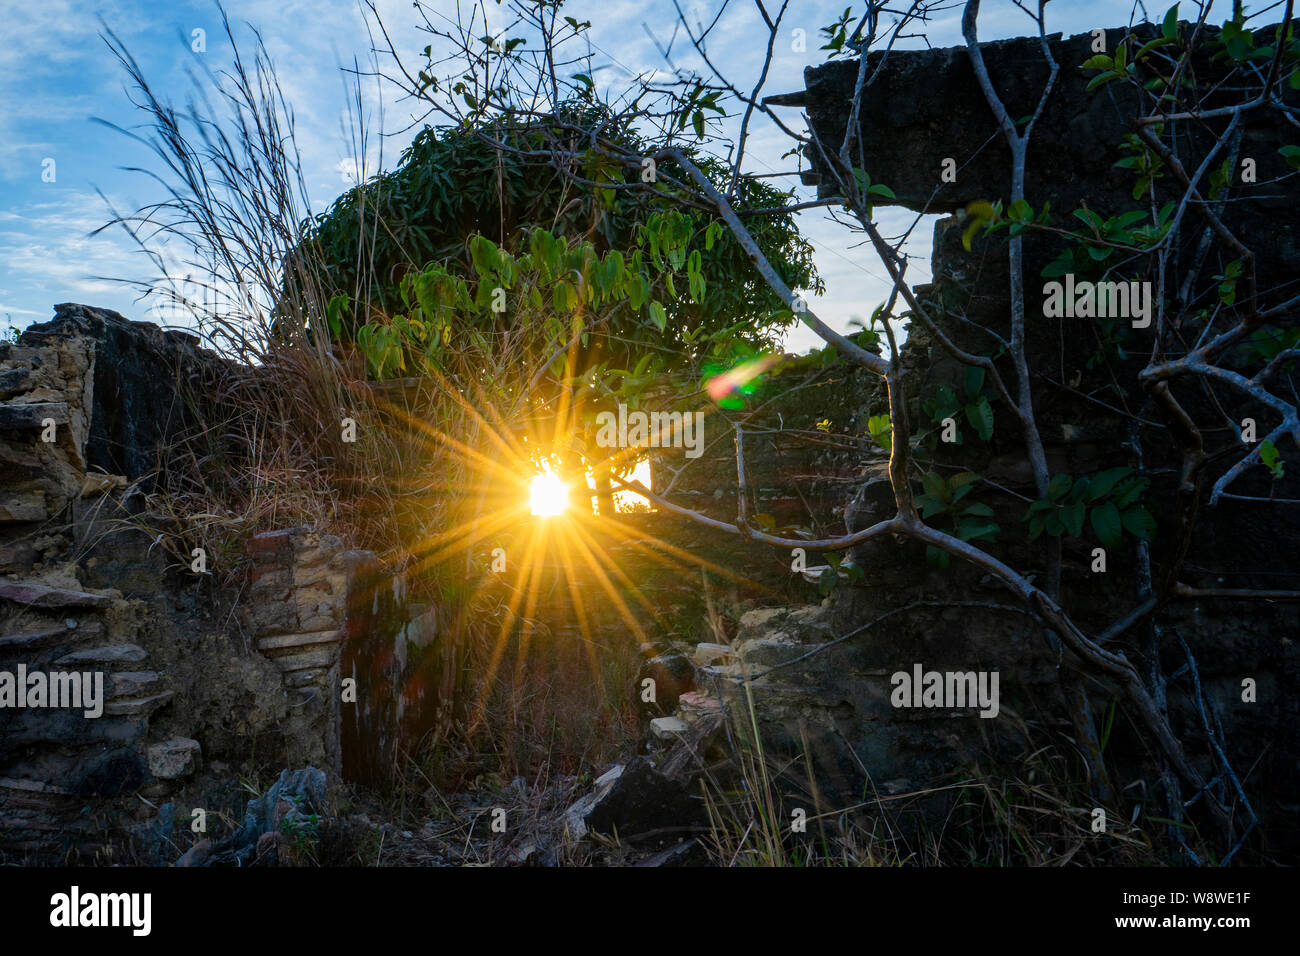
top-left (697, 685), bottom-right (1189, 867)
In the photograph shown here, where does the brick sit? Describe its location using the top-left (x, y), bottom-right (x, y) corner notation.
top-left (268, 646), bottom-right (337, 672)
top-left (247, 529), bottom-right (294, 557)
top-left (257, 630), bottom-right (340, 651)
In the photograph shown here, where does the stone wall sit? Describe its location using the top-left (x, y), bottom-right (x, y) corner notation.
top-left (0, 306), bottom-right (434, 861)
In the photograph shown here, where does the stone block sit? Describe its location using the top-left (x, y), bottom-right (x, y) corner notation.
top-left (0, 367), bottom-right (33, 398)
top-left (240, 599), bottom-right (298, 638)
top-left (0, 489), bottom-right (46, 522)
top-left (147, 737), bottom-right (201, 780)
top-left (103, 690), bottom-right (173, 718)
top-left (0, 401), bottom-right (69, 430)
top-left (269, 646), bottom-right (337, 672)
top-left (56, 644), bottom-right (148, 665)
top-left (650, 716), bottom-right (689, 739)
top-left (692, 642), bottom-right (733, 666)
top-left (257, 630), bottom-right (340, 651)
top-left (109, 671), bottom-right (160, 697)
top-left (0, 582), bottom-right (110, 609)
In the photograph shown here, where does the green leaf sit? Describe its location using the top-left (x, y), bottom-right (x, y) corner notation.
top-left (1280, 145), bottom-right (1300, 170)
top-left (949, 471), bottom-right (979, 495)
top-left (469, 234), bottom-right (500, 276)
top-left (1041, 253), bottom-right (1075, 278)
top-left (916, 494), bottom-right (945, 520)
top-left (1090, 501), bottom-right (1123, 550)
top-left (689, 268), bottom-right (706, 303)
top-left (1088, 467), bottom-right (1132, 500)
top-left (553, 279), bottom-right (576, 313)
top-left (628, 273), bottom-right (649, 311)
top-left (1048, 473), bottom-right (1073, 502)
top-left (647, 301), bottom-right (667, 332)
top-left (704, 221), bottom-right (722, 251)
top-left (968, 395), bottom-right (994, 441)
top-left (957, 518), bottom-right (1000, 542)
top-left (1111, 475), bottom-right (1148, 509)
top-left (926, 384), bottom-right (961, 423)
top-left (1134, 36), bottom-right (1174, 61)
top-left (1260, 439), bottom-right (1285, 478)
top-left (1082, 54), bottom-right (1114, 70)
top-left (326, 294), bottom-right (349, 341)
top-left (1062, 500), bottom-right (1086, 537)
top-left (1120, 505), bottom-right (1156, 541)
top-left (922, 471), bottom-right (947, 502)
top-left (867, 414), bottom-right (892, 452)
top-left (1162, 3), bottom-right (1179, 41)
top-left (818, 566), bottom-right (839, 596)
top-left (1073, 208), bottom-right (1104, 231)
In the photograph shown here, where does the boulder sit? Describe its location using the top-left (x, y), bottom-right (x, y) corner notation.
top-left (637, 648), bottom-right (694, 716)
top-left (565, 757), bottom-right (701, 846)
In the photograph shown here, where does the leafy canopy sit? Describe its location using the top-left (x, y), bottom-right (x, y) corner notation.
top-left (297, 106), bottom-right (821, 370)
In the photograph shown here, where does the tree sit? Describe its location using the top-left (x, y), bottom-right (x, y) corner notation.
top-left (298, 106), bottom-right (820, 512)
top-left (300, 112), bottom-right (818, 348)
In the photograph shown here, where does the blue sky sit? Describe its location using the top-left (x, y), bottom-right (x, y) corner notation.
top-left (1, 0), bottom-right (1163, 352)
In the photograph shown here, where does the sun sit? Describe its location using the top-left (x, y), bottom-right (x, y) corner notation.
top-left (529, 470), bottom-right (570, 517)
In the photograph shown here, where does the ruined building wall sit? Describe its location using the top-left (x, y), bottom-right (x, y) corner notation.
top-left (0, 305), bottom-right (429, 862)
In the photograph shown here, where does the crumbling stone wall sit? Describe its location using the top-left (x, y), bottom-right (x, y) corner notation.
top-left (0, 325), bottom-right (95, 532)
top-left (0, 306), bottom-right (434, 862)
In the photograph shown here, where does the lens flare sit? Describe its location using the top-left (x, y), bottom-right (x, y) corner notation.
top-left (529, 471), bottom-right (570, 516)
top-left (705, 354), bottom-right (779, 405)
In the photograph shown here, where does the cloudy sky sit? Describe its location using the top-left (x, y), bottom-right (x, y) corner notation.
top-left (1, 0), bottom-right (1163, 352)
